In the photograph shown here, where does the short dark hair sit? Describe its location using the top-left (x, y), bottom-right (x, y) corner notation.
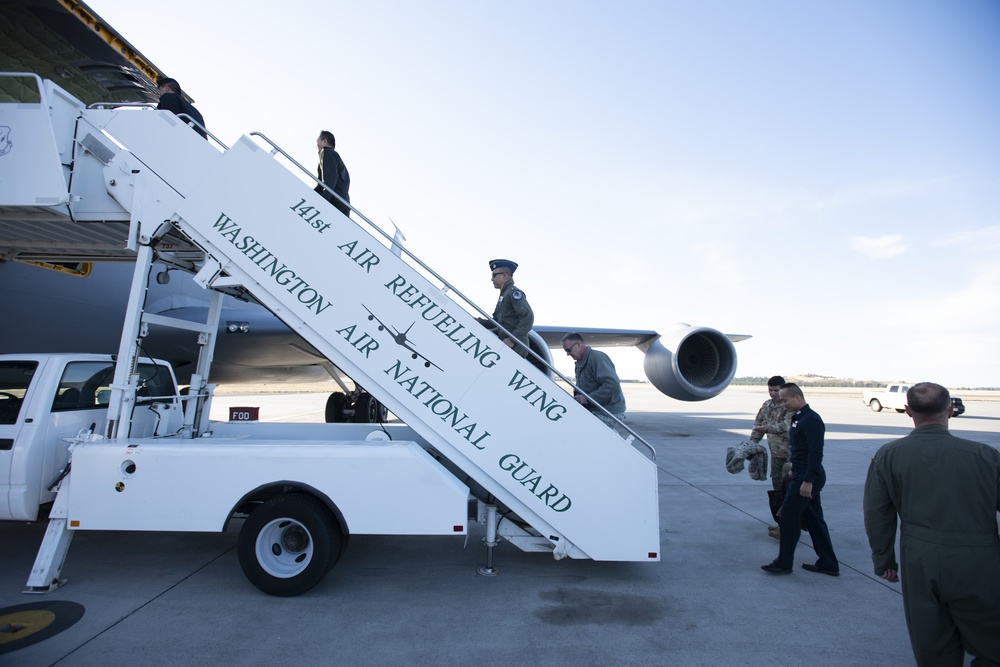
top-left (318, 130), bottom-right (336, 148)
top-left (767, 376), bottom-right (785, 387)
top-left (560, 333), bottom-right (585, 345)
top-left (906, 382), bottom-right (951, 415)
top-left (779, 382), bottom-right (803, 400)
top-left (156, 77), bottom-right (181, 94)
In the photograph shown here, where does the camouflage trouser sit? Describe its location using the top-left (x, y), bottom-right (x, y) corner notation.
top-left (596, 412), bottom-right (626, 434)
top-left (770, 456), bottom-right (789, 491)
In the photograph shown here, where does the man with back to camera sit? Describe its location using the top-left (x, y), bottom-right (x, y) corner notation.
top-left (761, 382), bottom-right (840, 576)
top-left (156, 77), bottom-right (206, 138)
top-left (863, 382), bottom-right (1000, 666)
top-left (561, 332), bottom-right (626, 430)
top-left (750, 376), bottom-right (791, 538)
top-left (315, 130), bottom-right (351, 217)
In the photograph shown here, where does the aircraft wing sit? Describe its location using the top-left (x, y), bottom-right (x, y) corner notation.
top-left (532, 326), bottom-right (659, 349)
top-left (533, 326), bottom-right (751, 348)
top-left (0, 0), bottom-right (166, 106)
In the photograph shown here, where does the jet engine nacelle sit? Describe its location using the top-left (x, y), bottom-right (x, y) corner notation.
top-left (527, 330), bottom-right (555, 376)
top-left (642, 326), bottom-right (737, 401)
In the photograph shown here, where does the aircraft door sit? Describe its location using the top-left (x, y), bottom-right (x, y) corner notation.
top-left (0, 74), bottom-right (73, 208)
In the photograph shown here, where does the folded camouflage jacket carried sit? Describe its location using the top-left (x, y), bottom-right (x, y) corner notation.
top-left (725, 440), bottom-right (768, 481)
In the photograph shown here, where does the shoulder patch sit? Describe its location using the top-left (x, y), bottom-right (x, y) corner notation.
top-left (512, 290), bottom-right (524, 300)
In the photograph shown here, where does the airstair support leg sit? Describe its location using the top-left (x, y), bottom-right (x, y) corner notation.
top-left (24, 475), bottom-right (75, 594)
top-left (23, 519), bottom-right (73, 593)
top-left (194, 288), bottom-right (225, 383)
top-left (104, 243), bottom-right (156, 440)
top-left (182, 288), bottom-right (224, 436)
top-left (477, 504), bottom-right (500, 577)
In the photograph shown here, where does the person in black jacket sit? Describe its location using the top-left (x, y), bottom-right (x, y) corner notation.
top-left (761, 382), bottom-right (840, 576)
top-left (156, 78), bottom-right (206, 138)
top-left (315, 130), bottom-right (351, 216)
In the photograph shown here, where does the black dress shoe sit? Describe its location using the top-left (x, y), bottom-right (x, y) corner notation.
top-left (761, 563), bottom-right (792, 574)
top-left (801, 563), bottom-right (840, 577)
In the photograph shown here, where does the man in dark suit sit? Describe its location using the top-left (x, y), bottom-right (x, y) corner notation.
top-left (761, 382), bottom-right (840, 576)
top-left (315, 130), bottom-right (351, 216)
top-left (156, 77), bottom-right (206, 138)
top-left (864, 382), bottom-right (1000, 666)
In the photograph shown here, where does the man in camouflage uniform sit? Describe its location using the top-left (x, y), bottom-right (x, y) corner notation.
top-left (480, 259), bottom-right (534, 358)
top-left (751, 375), bottom-right (791, 538)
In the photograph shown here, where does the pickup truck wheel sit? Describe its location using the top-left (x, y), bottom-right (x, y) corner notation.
top-left (325, 392), bottom-right (348, 423)
top-left (869, 399), bottom-right (882, 412)
top-left (238, 494), bottom-right (341, 596)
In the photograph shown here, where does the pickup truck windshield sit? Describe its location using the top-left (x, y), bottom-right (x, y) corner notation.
top-left (52, 361), bottom-right (176, 412)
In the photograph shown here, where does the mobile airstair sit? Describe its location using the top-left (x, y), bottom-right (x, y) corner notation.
top-left (1, 74), bottom-right (659, 573)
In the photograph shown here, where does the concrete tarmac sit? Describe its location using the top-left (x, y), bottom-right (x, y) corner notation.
top-left (3, 385), bottom-right (998, 666)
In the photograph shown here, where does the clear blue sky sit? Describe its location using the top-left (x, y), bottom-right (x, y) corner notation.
top-left (91, 0), bottom-right (1000, 388)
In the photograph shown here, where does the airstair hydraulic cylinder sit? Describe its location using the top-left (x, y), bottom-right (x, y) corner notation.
top-left (477, 505), bottom-right (500, 577)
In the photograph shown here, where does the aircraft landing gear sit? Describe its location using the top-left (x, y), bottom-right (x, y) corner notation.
top-left (325, 392), bottom-right (348, 423)
top-left (324, 390), bottom-right (387, 424)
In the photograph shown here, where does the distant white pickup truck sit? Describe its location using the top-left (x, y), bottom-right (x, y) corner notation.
top-left (863, 384), bottom-right (910, 413)
top-left (862, 383), bottom-right (965, 416)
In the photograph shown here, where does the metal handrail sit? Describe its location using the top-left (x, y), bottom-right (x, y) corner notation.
top-left (175, 113), bottom-right (227, 149)
top-left (84, 101), bottom-right (228, 150)
top-left (245, 131), bottom-right (655, 459)
top-left (87, 101), bottom-right (156, 109)
top-left (0, 72), bottom-right (45, 104)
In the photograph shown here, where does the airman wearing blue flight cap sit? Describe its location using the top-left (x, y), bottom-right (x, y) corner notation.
top-left (480, 259), bottom-right (534, 358)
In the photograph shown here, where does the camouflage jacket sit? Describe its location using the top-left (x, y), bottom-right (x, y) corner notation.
top-left (751, 398), bottom-right (791, 458)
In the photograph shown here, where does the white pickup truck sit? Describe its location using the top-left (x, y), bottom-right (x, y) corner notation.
top-left (862, 383), bottom-right (910, 413)
top-left (862, 383), bottom-right (965, 416)
top-left (1, 353), bottom-right (182, 522)
top-left (1, 353), bottom-right (471, 596)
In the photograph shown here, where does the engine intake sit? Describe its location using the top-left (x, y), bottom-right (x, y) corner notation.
top-left (642, 326), bottom-right (737, 401)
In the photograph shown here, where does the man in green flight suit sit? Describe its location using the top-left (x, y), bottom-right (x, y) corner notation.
top-left (863, 382), bottom-right (1000, 666)
top-left (561, 332), bottom-right (626, 431)
top-left (479, 259), bottom-right (534, 358)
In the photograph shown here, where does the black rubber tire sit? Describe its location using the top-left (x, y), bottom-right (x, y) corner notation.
top-left (325, 392), bottom-right (348, 423)
top-left (353, 393), bottom-right (386, 423)
top-left (869, 399), bottom-right (882, 412)
top-left (335, 532), bottom-right (351, 565)
top-left (238, 494), bottom-right (341, 596)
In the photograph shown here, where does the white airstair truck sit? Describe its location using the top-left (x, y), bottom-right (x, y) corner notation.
top-left (1, 74), bottom-right (660, 596)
